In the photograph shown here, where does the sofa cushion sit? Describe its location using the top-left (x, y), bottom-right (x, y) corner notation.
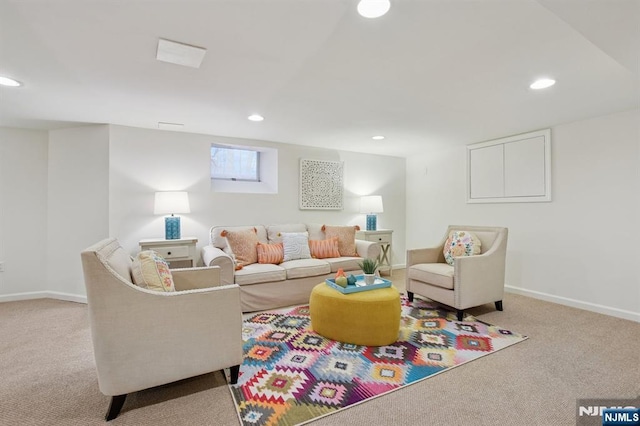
top-left (306, 223), bottom-right (325, 240)
top-left (309, 237), bottom-right (340, 259)
top-left (323, 225), bottom-right (359, 257)
top-left (408, 263), bottom-right (454, 290)
top-left (131, 250), bottom-right (175, 292)
top-left (323, 257), bottom-right (363, 273)
top-left (280, 259), bottom-right (331, 279)
top-left (257, 242), bottom-right (284, 264)
top-left (222, 227), bottom-right (259, 267)
top-left (443, 230), bottom-right (481, 266)
top-left (234, 263), bottom-right (287, 286)
top-left (266, 224), bottom-right (307, 243)
top-left (282, 232), bottom-right (312, 261)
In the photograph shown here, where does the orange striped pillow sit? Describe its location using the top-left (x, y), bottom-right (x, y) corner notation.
top-left (309, 237), bottom-right (341, 259)
top-left (256, 242), bottom-right (284, 264)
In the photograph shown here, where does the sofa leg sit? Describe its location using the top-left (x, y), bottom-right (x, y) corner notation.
top-left (495, 300), bottom-right (503, 311)
top-left (456, 310), bottom-right (464, 321)
top-left (407, 291), bottom-right (414, 302)
top-left (228, 365), bottom-right (240, 385)
top-left (105, 394), bottom-right (127, 421)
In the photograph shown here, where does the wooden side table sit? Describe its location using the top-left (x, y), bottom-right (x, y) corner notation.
top-left (138, 237), bottom-right (198, 269)
top-left (355, 229), bottom-right (393, 276)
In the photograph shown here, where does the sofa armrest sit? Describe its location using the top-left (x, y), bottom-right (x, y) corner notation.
top-left (172, 266), bottom-right (221, 291)
top-left (355, 239), bottom-right (381, 259)
top-left (201, 246), bottom-right (235, 285)
top-left (406, 245), bottom-right (444, 266)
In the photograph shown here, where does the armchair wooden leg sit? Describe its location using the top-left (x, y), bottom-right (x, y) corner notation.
top-left (105, 394), bottom-right (127, 421)
top-left (456, 310), bottom-right (464, 321)
top-left (495, 300), bottom-right (503, 311)
top-left (228, 365), bottom-right (240, 385)
top-left (407, 291), bottom-right (414, 302)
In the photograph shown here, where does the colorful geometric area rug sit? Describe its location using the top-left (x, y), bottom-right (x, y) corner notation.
top-left (229, 297), bottom-right (527, 426)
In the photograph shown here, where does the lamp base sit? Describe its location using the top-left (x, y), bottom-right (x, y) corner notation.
top-left (366, 214), bottom-right (377, 231)
top-left (165, 216), bottom-right (181, 240)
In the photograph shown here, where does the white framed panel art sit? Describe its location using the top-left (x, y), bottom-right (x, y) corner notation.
top-left (299, 159), bottom-right (344, 210)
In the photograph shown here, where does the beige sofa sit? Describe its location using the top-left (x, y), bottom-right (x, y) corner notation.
top-left (202, 223), bottom-right (381, 312)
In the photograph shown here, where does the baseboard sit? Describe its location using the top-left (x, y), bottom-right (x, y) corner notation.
top-left (505, 285), bottom-right (639, 323)
top-left (0, 291), bottom-right (87, 304)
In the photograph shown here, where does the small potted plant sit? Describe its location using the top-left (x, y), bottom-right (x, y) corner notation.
top-left (358, 258), bottom-right (379, 285)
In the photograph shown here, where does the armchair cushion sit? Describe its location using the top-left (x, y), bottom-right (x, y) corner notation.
top-left (408, 263), bottom-right (454, 290)
top-left (443, 230), bottom-right (481, 266)
top-left (131, 250), bottom-right (175, 292)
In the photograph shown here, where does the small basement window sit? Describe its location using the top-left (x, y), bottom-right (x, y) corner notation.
top-left (210, 143), bottom-right (278, 194)
top-left (211, 145), bottom-right (260, 182)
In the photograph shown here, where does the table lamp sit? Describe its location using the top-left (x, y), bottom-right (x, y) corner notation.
top-left (360, 195), bottom-right (384, 231)
top-left (154, 191), bottom-right (190, 239)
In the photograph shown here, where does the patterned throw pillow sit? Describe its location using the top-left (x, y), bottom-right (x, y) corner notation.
top-left (131, 250), bottom-right (175, 292)
top-left (282, 232), bottom-right (312, 262)
top-left (221, 228), bottom-right (259, 267)
top-left (257, 242), bottom-right (284, 264)
top-left (323, 225), bottom-right (359, 257)
top-left (309, 237), bottom-right (341, 259)
top-left (443, 230), bottom-right (482, 266)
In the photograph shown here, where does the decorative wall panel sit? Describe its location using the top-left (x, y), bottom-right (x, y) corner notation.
top-left (299, 159), bottom-right (344, 210)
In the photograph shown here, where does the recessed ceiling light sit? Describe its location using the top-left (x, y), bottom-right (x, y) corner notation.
top-left (372, 135), bottom-right (385, 140)
top-left (530, 78), bottom-right (556, 90)
top-left (357, 0), bottom-right (391, 18)
top-left (0, 76), bottom-right (22, 87)
top-left (248, 114), bottom-right (264, 122)
top-left (156, 38), bottom-right (207, 69)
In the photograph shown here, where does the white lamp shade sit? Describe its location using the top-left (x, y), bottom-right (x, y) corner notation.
top-left (360, 195), bottom-right (384, 214)
top-left (154, 191), bottom-right (191, 215)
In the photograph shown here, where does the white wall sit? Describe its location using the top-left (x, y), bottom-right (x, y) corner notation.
top-left (406, 109), bottom-right (640, 321)
top-left (0, 128), bottom-right (48, 299)
top-left (46, 126), bottom-right (110, 300)
top-left (108, 125), bottom-right (407, 269)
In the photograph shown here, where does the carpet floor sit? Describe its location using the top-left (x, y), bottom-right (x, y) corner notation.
top-left (230, 297), bottom-right (527, 425)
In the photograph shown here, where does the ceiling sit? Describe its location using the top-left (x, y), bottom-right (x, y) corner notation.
top-left (0, 0), bottom-right (638, 157)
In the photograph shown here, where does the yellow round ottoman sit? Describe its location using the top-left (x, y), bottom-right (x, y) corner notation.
top-left (309, 283), bottom-right (401, 346)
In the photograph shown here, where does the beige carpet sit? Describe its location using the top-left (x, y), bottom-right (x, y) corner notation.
top-left (1, 270), bottom-right (638, 425)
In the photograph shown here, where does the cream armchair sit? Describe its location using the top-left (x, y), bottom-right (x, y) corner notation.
top-left (406, 226), bottom-right (508, 321)
top-left (80, 238), bottom-right (243, 421)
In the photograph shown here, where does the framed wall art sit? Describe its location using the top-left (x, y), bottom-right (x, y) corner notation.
top-left (299, 159), bottom-right (344, 210)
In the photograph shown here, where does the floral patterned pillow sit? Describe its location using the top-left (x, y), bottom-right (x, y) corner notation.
top-left (443, 230), bottom-right (482, 266)
top-left (131, 250), bottom-right (175, 292)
